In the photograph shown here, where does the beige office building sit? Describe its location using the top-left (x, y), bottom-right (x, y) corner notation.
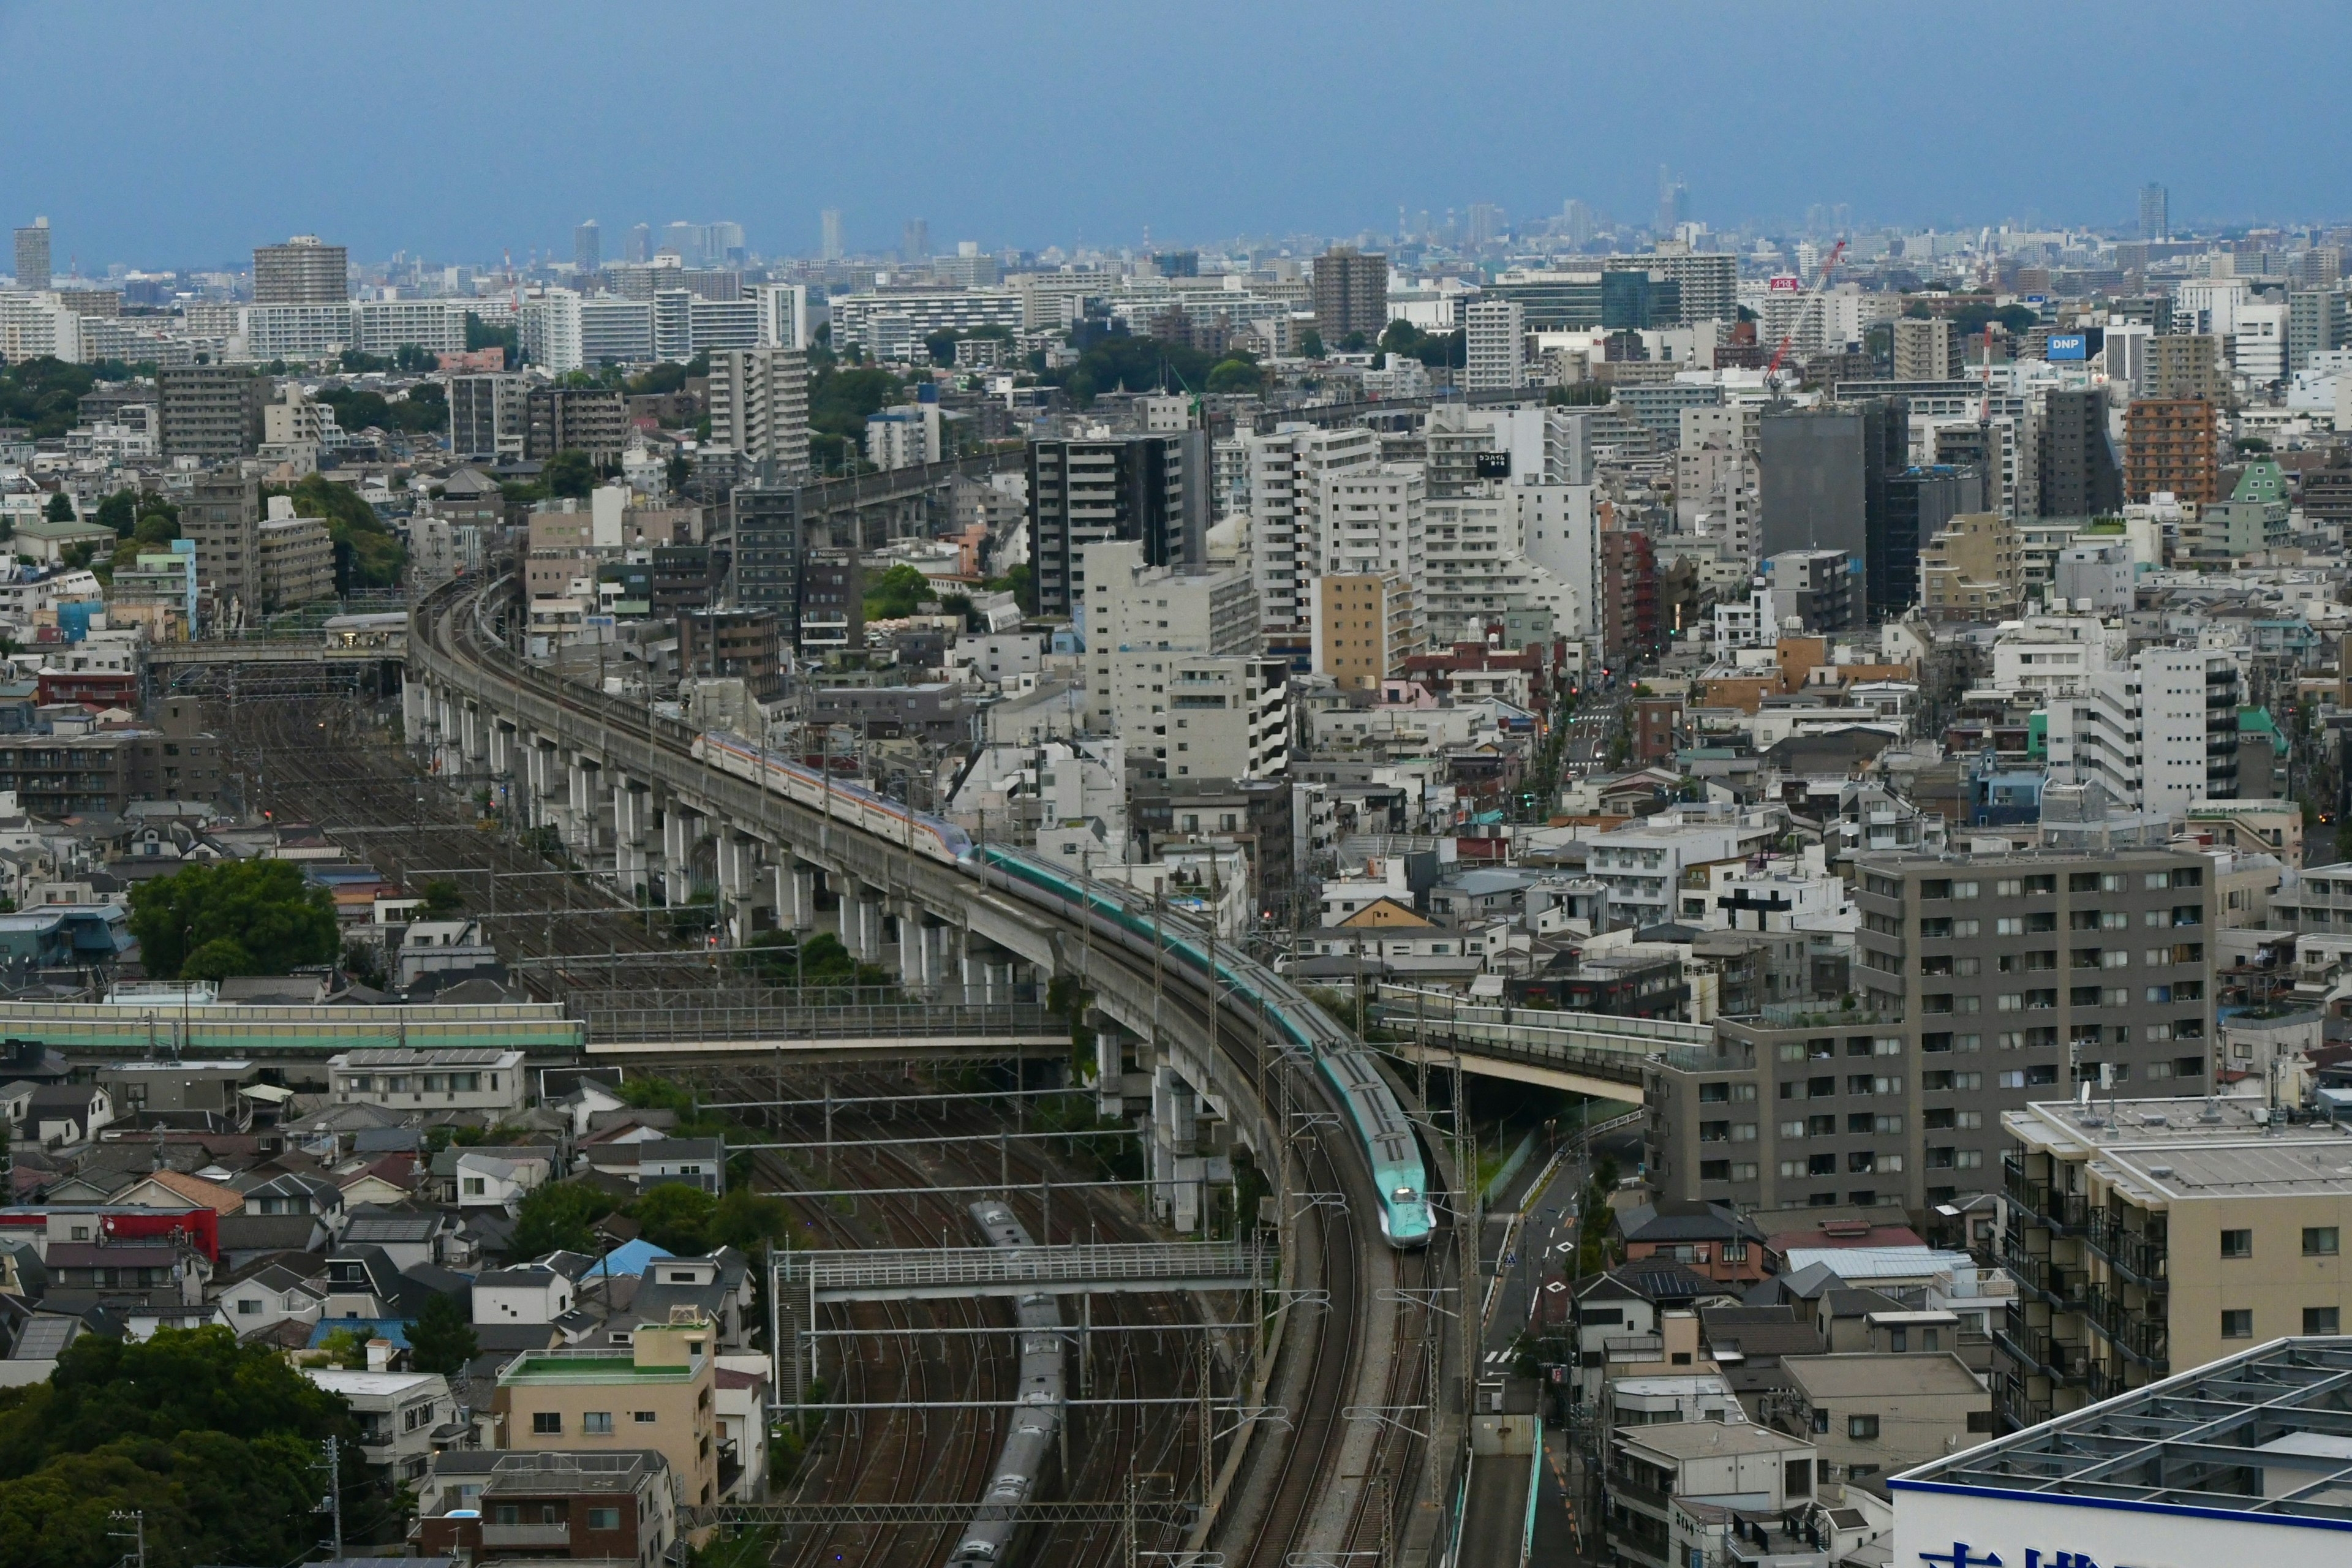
top-left (1999, 1096), bottom-right (2352, 1431)
top-left (1918, 511), bottom-right (2023, 620)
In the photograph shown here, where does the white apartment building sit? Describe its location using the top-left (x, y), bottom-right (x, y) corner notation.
top-left (350, 300), bottom-right (468, 356)
top-left (706, 347), bottom-right (809, 476)
top-left (1586, 819), bottom-right (1749, 931)
top-left (2046, 647), bottom-right (2244, 812)
top-left (1078, 539), bottom-right (1257, 658)
top-left (1316, 464), bottom-right (1427, 582)
top-left (1102, 652), bottom-right (1290, 782)
top-left (753, 282), bottom-right (811, 349)
top-left (520, 290), bottom-right (584, 373)
top-left (864, 404), bottom-right (939, 470)
top-left (1986, 614), bottom-right (2123, 700)
top-left (2175, 275), bottom-right (2251, 337)
top-left (1519, 481), bottom-right (1600, 642)
top-left (689, 298), bottom-right (760, 355)
top-left (1246, 423), bottom-right (1376, 635)
top-left (1463, 296), bottom-right (1527, 391)
top-left (2233, 300), bottom-right (2288, 384)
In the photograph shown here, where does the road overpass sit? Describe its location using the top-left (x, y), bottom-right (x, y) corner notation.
top-left (1371, 986), bottom-right (1708, 1100)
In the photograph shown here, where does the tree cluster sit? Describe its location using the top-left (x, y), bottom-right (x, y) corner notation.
top-left (258, 473), bottom-right (407, 589)
top-left (126, 859), bottom-right (339, 981)
top-left (0, 1327), bottom-right (363, 1568)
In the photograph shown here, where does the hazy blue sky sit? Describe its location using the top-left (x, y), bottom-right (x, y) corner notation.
top-left (2, 0), bottom-right (2342, 269)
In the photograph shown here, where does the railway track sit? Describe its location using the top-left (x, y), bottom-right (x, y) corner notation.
top-left (409, 575), bottom-right (1450, 1561)
top-left (699, 1063), bottom-right (1206, 1568)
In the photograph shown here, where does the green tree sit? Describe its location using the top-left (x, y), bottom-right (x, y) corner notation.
top-left (465, 311), bottom-right (519, 360)
top-left (631, 1183), bottom-right (717, 1254)
top-left (94, 489), bottom-right (137, 537)
top-left (407, 1289), bottom-right (478, 1374)
top-left (126, 859), bottom-right (339, 981)
top-left (259, 473), bottom-right (406, 589)
top-left (42, 493), bottom-right (72, 523)
top-left (1296, 327), bottom-right (1325, 359)
top-left (131, 512), bottom-right (177, 546)
top-left (544, 448), bottom-right (597, 499)
top-left (0, 1327), bottom-right (360, 1568)
top-left (710, 1187), bottom-right (793, 1251)
top-left (509, 1179), bottom-right (617, 1257)
top-left (420, 878), bottom-right (464, 918)
top-left (1205, 357), bottom-right (1262, 395)
top-left (863, 562), bottom-right (935, 622)
top-left (924, 329), bottom-right (959, 366)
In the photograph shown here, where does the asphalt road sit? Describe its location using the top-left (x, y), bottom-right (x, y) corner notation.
top-left (1560, 692), bottom-right (1627, 780)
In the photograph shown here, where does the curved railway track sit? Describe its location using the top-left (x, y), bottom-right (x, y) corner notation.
top-left (409, 576), bottom-right (1452, 1562)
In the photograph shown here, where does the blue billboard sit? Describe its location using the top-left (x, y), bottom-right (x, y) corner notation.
top-left (2046, 333), bottom-right (2088, 361)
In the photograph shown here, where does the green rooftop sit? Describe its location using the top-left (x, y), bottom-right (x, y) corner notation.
top-left (498, 1352), bottom-right (699, 1384)
top-left (2232, 459), bottom-right (2287, 504)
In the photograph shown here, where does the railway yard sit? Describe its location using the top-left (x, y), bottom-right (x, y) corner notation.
top-left (176, 589), bottom-right (1466, 1567)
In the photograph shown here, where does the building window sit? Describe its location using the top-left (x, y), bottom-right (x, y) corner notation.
top-left (587, 1506), bottom-right (620, 1531)
top-left (633, 1410), bottom-right (657, 1424)
top-left (2222, 1310), bottom-right (2254, 1339)
top-left (584, 1411), bottom-right (613, 1435)
top-left (2222, 1229), bottom-right (2252, 1259)
top-left (2307, 1308), bottom-right (2342, 1335)
top-left (2305, 1227), bottom-right (2340, 1257)
top-left (1848, 1414), bottom-right (1880, 1440)
top-left (532, 1412), bottom-right (562, 1434)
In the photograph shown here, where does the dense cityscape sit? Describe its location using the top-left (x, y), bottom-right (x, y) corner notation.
top-left (3, 53), bottom-right (2352, 1568)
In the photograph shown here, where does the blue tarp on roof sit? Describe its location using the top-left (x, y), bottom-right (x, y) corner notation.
top-left (581, 1238), bottom-right (674, 1279)
top-left (309, 1317), bottom-right (412, 1350)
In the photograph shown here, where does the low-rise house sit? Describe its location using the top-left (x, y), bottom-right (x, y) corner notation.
top-left (1617, 1200), bottom-right (1769, 1285)
top-left (414, 1448), bottom-right (677, 1564)
top-left (341, 1208), bottom-right (458, 1272)
top-left (1771, 1351), bottom-right (1991, 1482)
top-left (475, 1264), bottom-right (576, 1327)
top-left (492, 1314), bottom-right (723, 1518)
top-left (328, 1046), bottom-right (528, 1117)
top-left (24, 1084), bottom-right (112, 1147)
top-left (110, 1168), bottom-right (246, 1216)
top-left (322, 1244), bottom-right (434, 1321)
top-left (712, 1355), bottom-right (771, 1502)
top-left (303, 1366), bottom-right (456, 1483)
top-left (1605, 1418), bottom-right (1820, 1568)
top-left (456, 1149), bottom-right (553, 1208)
top-left (213, 1261), bottom-right (325, 1340)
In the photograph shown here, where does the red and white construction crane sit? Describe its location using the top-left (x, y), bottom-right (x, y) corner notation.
top-left (1763, 236), bottom-right (1847, 393)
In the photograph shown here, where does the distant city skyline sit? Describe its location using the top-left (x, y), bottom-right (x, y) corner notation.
top-left (4, 1), bottom-right (2349, 269)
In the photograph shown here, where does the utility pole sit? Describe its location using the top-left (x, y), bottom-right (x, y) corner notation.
top-left (317, 1434), bottom-right (344, 1559)
top-left (107, 1509), bottom-right (145, 1568)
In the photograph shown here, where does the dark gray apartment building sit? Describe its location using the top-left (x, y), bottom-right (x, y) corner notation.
top-left (1025, 433), bottom-right (1204, 619)
top-left (158, 365), bottom-right (265, 462)
top-left (1646, 846), bottom-right (2216, 1232)
top-left (1758, 401), bottom-right (1907, 620)
top-left (523, 385), bottom-right (629, 466)
top-left (2037, 388), bottom-right (2123, 518)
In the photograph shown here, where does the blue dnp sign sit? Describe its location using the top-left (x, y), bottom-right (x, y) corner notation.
top-left (2046, 334), bottom-right (2088, 361)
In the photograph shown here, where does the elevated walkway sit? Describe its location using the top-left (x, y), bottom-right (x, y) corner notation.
top-left (1371, 986), bottom-right (1711, 1097)
top-left (779, 1240), bottom-right (1267, 1303)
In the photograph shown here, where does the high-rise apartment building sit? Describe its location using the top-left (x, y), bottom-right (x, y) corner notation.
top-left (1462, 297), bottom-right (1527, 391)
top-left (1598, 250), bottom-right (1738, 325)
top-left (1311, 246), bottom-right (1389, 341)
top-left (2145, 334), bottom-right (2228, 402)
top-left (706, 348), bottom-right (810, 479)
top-left (2123, 398), bottom-right (2219, 506)
top-left (1892, 317), bottom-right (1962, 381)
top-left (448, 374), bottom-right (527, 461)
top-left (2138, 182), bottom-right (2169, 241)
top-left (625, 222), bottom-right (652, 264)
top-left (2289, 289), bottom-right (2349, 372)
top-left (1311, 573), bottom-right (1422, 692)
top-left (2046, 646), bottom-right (2241, 810)
top-left (1599, 523), bottom-right (1660, 667)
top-left (181, 472), bottom-right (262, 624)
top-left (729, 479), bottom-right (804, 631)
top-left (573, 219), bottom-right (601, 275)
top-left (820, 209), bottom-right (843, 262)
top-left (13, 217), bottom-right (49, 292)
top-left (1882, 465), bottom-right (1985, 614)
top-left (524, 385), bottom-right (628, 466)
top-left (1758, 401), bottom-right (1906, 620)
top-left (1919, 511), bottom-right (2024, 620)
top-left (1646, 844), bottom-right (2217, 1221)
top-left (1027, 434), bottom-right (1205, 619)
top-left (2037, 388), bottom-right (2124, 518)
top-left (252, 235), bottom-right (348, 304)
top-left (1245, 424), bottom-right (1378, 636)
top-left (157, 364), bottom-right (266, 462)
top-left (901, 218), bottom-right (929, 262)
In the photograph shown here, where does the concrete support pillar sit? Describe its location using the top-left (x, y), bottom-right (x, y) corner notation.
top-left (1095, 1019), bottom-right (1123, 1113)
top-left (486, 722), bottom-right (513, 790)
top-left (613, 782), bottom-right (652, 897)
top-left (526, 742), bottom-right (560, 831)
top-left (849, 884), bottom-right (884, 965)
top-left (897, 905), bottom-right (924, 987)
top-left (401, 676), bottom-right (428, 741)
top-left (565, 758), bottom-right (601, 854)
top-left (662, 807), bottom-right (696, 907)
top-left (718, 833), bottom-right (758, 943)
top-left (789, 862), bottom-right (817, 930)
